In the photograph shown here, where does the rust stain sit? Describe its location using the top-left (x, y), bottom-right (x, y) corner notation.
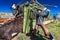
top-left (0, 18), bottom-right (14, 23)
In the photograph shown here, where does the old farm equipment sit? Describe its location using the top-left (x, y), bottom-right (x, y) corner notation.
top-left (11, 0), bottom-right (52, 34)
top-left (11, 0), bottom-right (57, 34)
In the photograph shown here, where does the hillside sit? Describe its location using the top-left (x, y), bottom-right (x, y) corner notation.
top-left (0, 12), bottom-right (13, 18)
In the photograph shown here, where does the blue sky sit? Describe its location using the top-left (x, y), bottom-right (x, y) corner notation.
top-left (0, 0), bottom-right (60, 16)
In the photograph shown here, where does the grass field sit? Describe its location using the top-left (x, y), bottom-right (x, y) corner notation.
top-left (18, 20), bottom-right (60, 40)
top-left (46, 21), bottom-right (60, 40)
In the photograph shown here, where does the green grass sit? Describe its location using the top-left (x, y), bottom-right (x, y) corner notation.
top-left (18, 21), bottom-right (60, 40)
top-left (18, 33), bottom-right (26, 40)
top-left (46, 22), bottom-right (60, 40)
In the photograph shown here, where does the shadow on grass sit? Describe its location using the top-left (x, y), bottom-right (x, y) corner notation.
top-left (26, 32), bottom-right (48, 40)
